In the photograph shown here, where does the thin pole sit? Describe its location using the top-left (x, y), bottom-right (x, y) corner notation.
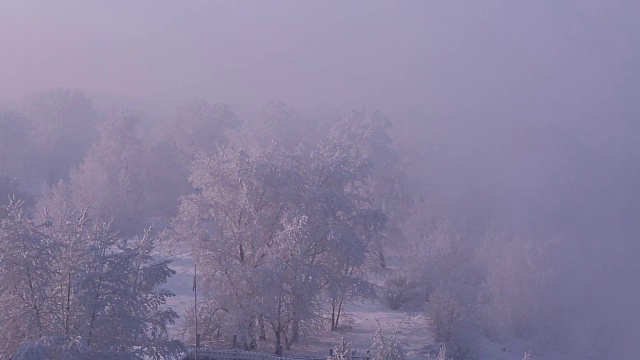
top-left (194, 263), bottom-right (198, 360)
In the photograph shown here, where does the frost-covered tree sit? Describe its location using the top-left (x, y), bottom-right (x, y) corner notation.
top-left (405, 217), bottom-right (480, 359)
top-left (407, 221), bottom-right (479, 299)
top-left (70, 107), bottom-right (149, 233)
top-left (476, 225), bottom-right (565, 348)
top-left (170, 141), bottom-right (382, 352)
top-left (0, 199), bottom-right (57, 357)
top-left (22, 88), bottom-right (98, 184)
top-left (147, 99), bottom-right (240, 217)
top-left (369, 322), bottom-right (406, 360)
top-left (167, 99), bottom-right (239, 162)
top-left (327, 337), bottom-right (353, 360)
top-left (428, 288), bottom-right (477, 359)
top-left (145, 139), bottom-right (191, 217)
top-left (0, 175), bottom-right (28, 219)
top-left (381, 271), bottom-right (420, 311)
top-left (73, 225), bottom-right (182, 358)
top-left (297, 142), bottom-right (381, 331)
top-left (171, 145), bottom-right (310, 351)
top-left (329, 110), bottom-right (411, 268)
top-left (436, 343), bottom-right (448, 360)
top-left (0, 197), bottom-right (183, 359)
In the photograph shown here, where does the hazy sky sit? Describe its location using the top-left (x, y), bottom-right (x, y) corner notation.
top-left (2, 1), bottom-right (638, 115)
top-left (2, 1), bottom-right (639, 223)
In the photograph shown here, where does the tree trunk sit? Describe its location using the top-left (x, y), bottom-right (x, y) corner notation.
top-left (64, 273), bottom-right (71, 334)
top-left (335, 297), bottom-right (344, 330)
top-left (378, 247), bottom-right (386, 268)
top-left (331, 298), bottom-right (337, 331)
top-left (291, 307), bottom-right (299, 344)
top-left (259, 317), bottom-right (267, 340)
top-left (275, 330), bottom-right (281, 354)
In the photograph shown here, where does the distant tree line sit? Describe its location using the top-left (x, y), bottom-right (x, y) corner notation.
top-left (1, 87), bottom-right (636, 359)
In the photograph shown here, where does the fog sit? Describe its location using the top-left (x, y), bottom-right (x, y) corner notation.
top-left (1, 1), bottom-right (639, 359)
top-left (4, 2), bottom-right (636, 109)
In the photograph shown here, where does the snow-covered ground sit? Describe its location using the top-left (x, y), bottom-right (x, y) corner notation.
top-left (287, 300), bottom-right (431, 359)
top-left (162, 255), bottom-right (196, 338)
top-left (161, 252), bottom-right (570, 360)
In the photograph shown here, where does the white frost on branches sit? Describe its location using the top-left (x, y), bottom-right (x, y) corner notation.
top-left (0, 196), bottom-right (183, 359)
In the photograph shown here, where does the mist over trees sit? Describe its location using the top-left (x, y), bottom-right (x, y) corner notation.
top-left (1, 1), bottom-right (639, 359)
top-left (1, 88), bottom-right (637, 358)
top-left (23, 89), bottom-right (99, 186)
top-left (70, 107), bottom-right (149, 233)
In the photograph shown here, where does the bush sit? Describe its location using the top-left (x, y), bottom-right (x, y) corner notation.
top-left (369, 322), bottom-right (407, 360)
top-left (327, 337), bottom-right (353, 360)
top-left (428, 289), bottom-right (477, 359)
top-left (382, 272), bottom-right (419, 310)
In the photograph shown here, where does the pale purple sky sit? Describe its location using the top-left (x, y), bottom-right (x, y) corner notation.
top-left (2, 1), bottom-right (638, 114)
